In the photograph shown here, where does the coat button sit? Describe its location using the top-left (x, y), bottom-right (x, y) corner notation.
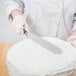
top-left (37, 1), bottom-right (40, 5)
top-left (38, 19), bottom-right (40, 22)
top-left (37, 2), bottom-right (40, 5)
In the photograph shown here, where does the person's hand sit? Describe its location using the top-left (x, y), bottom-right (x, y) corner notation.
top-left (12, 15), bottom-right (29, 34)
top-left (67, 30), bottom-right (76, 47)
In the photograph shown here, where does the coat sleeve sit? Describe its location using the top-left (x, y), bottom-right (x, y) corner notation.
top-left (72, 13), bottom-right (76, 31)
top-left (4, 0), bottom-right (25, 19)
top-left (71, 0), bottom-right (76, 31)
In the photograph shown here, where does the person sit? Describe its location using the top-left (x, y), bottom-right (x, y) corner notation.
top-left (4, 0), bottom-right (76, 76)
top-left (4, 0), bottom-right (76, 47)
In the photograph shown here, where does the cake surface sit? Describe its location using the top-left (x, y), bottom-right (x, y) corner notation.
top-left (7, 37), bottom-right (76, 75)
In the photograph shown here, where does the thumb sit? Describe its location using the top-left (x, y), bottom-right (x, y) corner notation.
top-left (67, 36), bottom-right (76, 41)
top-left (67, 36), bottom-right (76, 48)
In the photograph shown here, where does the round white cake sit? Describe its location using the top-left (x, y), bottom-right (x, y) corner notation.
top-left (6, 37), bottom-right (76, 76)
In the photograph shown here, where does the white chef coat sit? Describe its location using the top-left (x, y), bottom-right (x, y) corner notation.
top-left (4, 0), bottom-right (76, 40)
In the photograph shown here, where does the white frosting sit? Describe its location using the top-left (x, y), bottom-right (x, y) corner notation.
top-left (7, 37), bottom-right (76, 75)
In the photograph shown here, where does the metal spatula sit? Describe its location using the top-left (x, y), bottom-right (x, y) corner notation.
top-left (24, 31), bottom-right (62, 54)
